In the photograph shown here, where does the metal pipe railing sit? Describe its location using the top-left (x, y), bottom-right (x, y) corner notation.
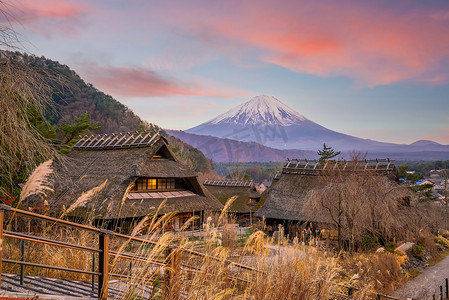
top-left (0, 204), bottom-right (261, 299)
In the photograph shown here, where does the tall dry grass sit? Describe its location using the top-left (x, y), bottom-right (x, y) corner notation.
top-left (4, 184), bottom-right (428, 299)
top-left (2, 203), bottom-right (422, 299)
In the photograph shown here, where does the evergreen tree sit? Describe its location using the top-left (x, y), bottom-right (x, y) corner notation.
top-left (59, 112), bottom-right (102, 146)
top-left (317, 143), bottom-right (341, 162)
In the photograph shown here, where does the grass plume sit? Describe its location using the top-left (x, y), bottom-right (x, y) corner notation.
top-left (60, 179), bottom-right (108, 217)
top-left (19, 159), bottom-right (54, 204)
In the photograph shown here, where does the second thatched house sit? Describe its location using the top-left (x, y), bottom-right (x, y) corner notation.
top-left (47, 130), bottom-right (223, 233)
top-left (203, 179), bottom-right (266, 226)
top-left (255, 158), bottom-right (399, 235)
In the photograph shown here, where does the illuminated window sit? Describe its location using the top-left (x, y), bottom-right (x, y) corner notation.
top-left (148, 179), bottom-right (157, 189)
top-left (136, 178), bottom-right (178, 191)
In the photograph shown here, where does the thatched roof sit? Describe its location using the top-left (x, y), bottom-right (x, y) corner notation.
top-left (255, 158), bottom-right (398, 221)
top-left (49, 132), bottom-right (222, 219)
top-left (204, 179), bottom-right (264, 213)
top-left (254, 173), bottom-right (319, 221)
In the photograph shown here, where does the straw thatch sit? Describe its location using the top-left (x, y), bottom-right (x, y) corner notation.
top-left (254, 173), bottom-right (319, 221)
top-left (48, 135), bottom-right (222, 219)
top-left (255, 159), bottom-right (398, 222)
top-left (204, 180), bottom-right (264, 213)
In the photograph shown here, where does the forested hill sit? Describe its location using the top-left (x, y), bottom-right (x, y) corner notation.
top-left (4, 51), bottom-right (214, 173)
top-left (6, 51), bottom-right (142, 133)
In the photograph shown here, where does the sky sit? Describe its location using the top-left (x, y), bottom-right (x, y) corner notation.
top-left (2, 0), bottom-right (449, 145)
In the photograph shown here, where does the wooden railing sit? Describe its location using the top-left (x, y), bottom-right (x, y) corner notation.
top-left (0, 204), bottom-right (261, 299)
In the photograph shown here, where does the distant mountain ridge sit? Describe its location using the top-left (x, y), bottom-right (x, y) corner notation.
top-left (166, 130), bottom-right (317, 162)
top-left (186, 95), bottom-right (449, 153)
top-left (168, 130), bottom-right (449, 162)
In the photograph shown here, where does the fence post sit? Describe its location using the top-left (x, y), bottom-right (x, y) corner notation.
top-left (0, 208), bottom-right (4, 286)
top-left (98, 232), bottom-right (110, 300)
top-left (91, 253), bottom-right (95, 293)
top-left (225, 261), bottom-right (229, 289)
top-left (20, 240), bottom-right (25, 285)
top-left (164, 246), bottom-right (180, 298)
top-left (163, 247), bottom-right (172, 297)
top-left (441, 285), bottom-right (443, 300)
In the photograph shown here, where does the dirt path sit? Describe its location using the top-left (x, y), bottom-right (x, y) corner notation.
top-left (393, 255), bottom-right (449, 299)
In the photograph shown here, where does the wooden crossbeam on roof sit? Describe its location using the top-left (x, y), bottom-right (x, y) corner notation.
top-left (72, 130), bottom-right (160, 150)
top-left (281, 158), bottom-right (395, 175)
top-left (203, 178), bottom-right (253, 187)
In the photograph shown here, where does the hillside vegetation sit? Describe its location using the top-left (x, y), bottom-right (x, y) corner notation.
top-left (0, 51), bottom-right (214, 195)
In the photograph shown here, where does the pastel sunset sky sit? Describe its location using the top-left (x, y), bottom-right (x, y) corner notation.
top-left (3, 0), bottom-right (449, 144)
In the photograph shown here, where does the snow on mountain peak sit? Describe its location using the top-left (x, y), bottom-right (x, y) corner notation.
top-left (209, 95), bottom-right (308, 126)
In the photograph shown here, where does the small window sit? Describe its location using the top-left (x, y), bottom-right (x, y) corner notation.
top-left (158, 179), bottom-right (167, 189)
top-left (137, 179), bottom-right (146, 190)
top-left (167, 178), bottom-right (175, 189)
top-left (148, 179), bottom-right (157, 190)
top-left (136, 178), bottom-right (178, 191)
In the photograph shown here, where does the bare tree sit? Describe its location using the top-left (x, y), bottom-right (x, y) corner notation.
top-left (302, 165), bottom-right (413, 253)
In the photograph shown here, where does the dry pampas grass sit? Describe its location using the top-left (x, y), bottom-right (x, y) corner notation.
top-left (19, 159), bottom-right (54, 204)
top-left (61, 179), bottom-right (108, 217)
top-left (116, 182), bottom-right (135, 219)
top-left (218, 195), bottom-right (237, 224)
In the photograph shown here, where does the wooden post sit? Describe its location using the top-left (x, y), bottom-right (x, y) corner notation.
top-left (225, 263), bottom-right (229, 289)
top-left (91, 253), bottom-right (96, 292)
top-left (98, 232), bottom-right (110, 299)
top-left (20, 240), bottom-right (25, 285)
top-left (164, 247), bottom-right (180, 298)
top-left (0, 209), bottom-right (4, 286)
top-left (164, 247), bottom-right (171, 297)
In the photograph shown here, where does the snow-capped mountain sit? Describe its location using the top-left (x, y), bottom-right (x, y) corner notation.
top-left (208, 95), bottom-right (307, 126)
top-left (185, 95), bottom-right (449, 153)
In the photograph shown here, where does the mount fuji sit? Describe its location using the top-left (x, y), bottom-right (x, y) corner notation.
top-left (166, 95), bottom-right (449, 161)
top-left (186, 95), bottom-right (397, 151)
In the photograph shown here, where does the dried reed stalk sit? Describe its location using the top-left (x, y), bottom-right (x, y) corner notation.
top-left (61, 179), bottom-right (108, 216)
top-left (19, 159), bottom-right (54, 203)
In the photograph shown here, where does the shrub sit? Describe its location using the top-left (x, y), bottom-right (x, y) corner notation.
top-left (361, 235), bottom-right (379, 251)
top-left (385, 242), bottom-right (397, 252)
top-left (411, 240), bottom-right (425, 257)
top-left (435, 235), bottom-right (449, 249)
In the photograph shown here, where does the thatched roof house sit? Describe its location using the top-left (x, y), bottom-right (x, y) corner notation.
top-left (48, 131), bottom-right (222, 230)
top-left (203, 179), bottom-right (264, 213)
top-left (203, 178), bottom-right (265, 226)
top-left (255, 158), bottom-right (398, 225)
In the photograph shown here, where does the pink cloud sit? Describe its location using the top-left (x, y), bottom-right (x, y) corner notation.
top-left (78, 62), bottom-right (251, 99)
top-left (164, 1), bottom-right (449, 87)
top-left (2, 0), bottom-right (91, 38)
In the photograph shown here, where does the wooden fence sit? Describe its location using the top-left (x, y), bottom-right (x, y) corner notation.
top-left (0, 204), bottom-right (260, 299)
